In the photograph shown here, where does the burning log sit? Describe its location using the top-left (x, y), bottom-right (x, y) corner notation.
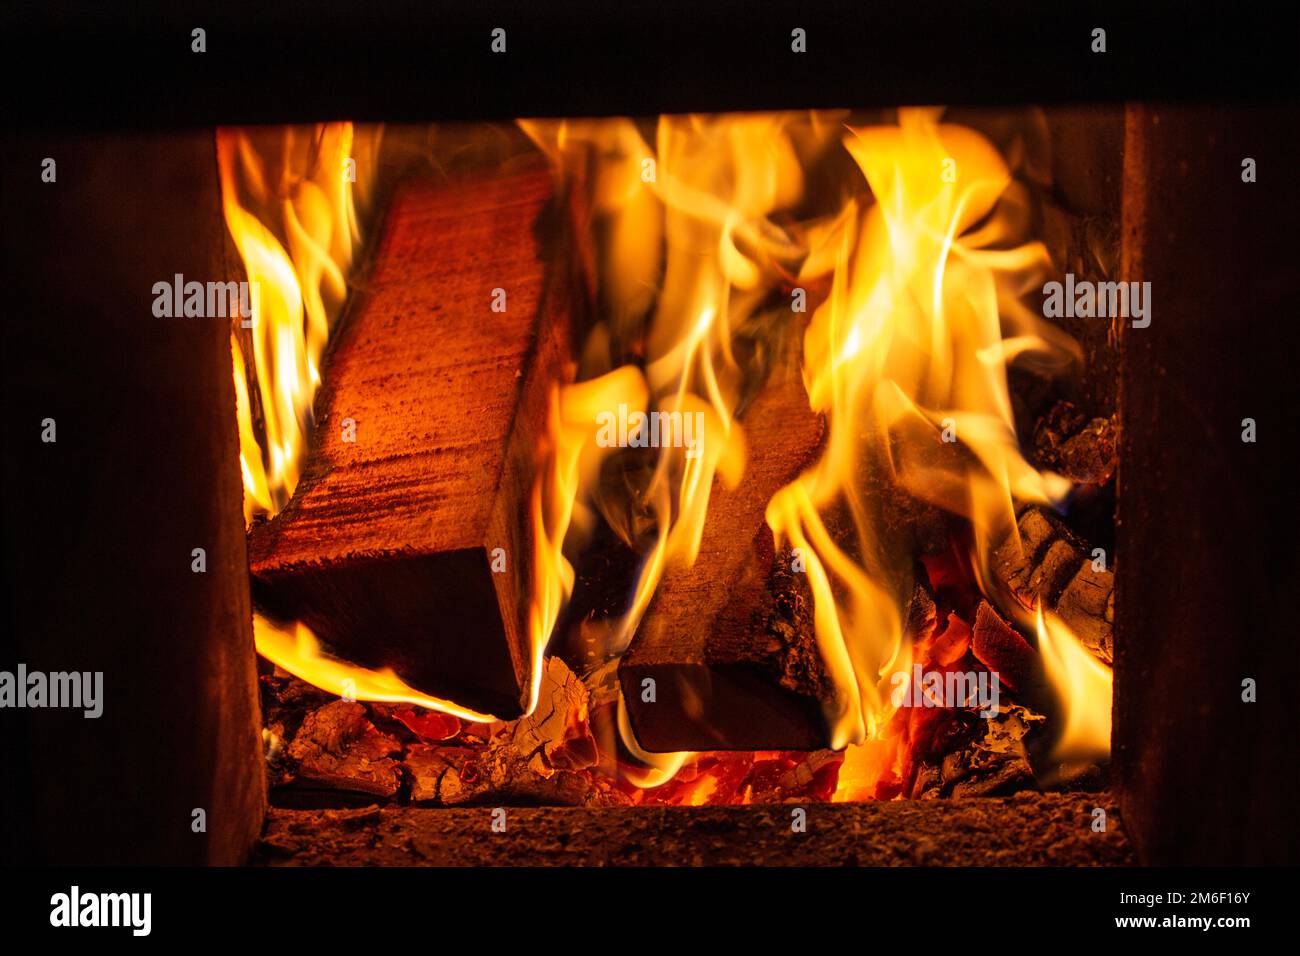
top-left (993, 506), bottom-right (1114, 665)
top-left (971, 600), bottom-right (1038, 694)
top-left (615, 342), bottom-right (945, 754)
top-left (247, 162), bottom-right (583, 718)
top-left (617, 356), bottom-right (830, 752)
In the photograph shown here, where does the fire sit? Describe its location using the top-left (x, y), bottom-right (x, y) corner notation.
top-left (218, 123), bottom-right (380, 521)
top-left (522, 114), bottom-right (835, 779)
top-left (254, 614), bottom-right (496, 722)
top-left (522, 114), bottom-right (816, 646)
top-left (221, 124), bottom-right (430, 716)
top-left (528, 366), bottom-right (650, 712)
top-left (526, 108), bottom-right (1111, 790)
top-left (1034, 603), bottom-right (1112, 760)
top-left (767, 108), bottom-right (1082, 753)
top-left (230, 111), bottom-right (1114, 788)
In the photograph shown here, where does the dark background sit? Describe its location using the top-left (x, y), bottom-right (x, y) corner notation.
top-left (3, 1), bottom-right (1297, 129)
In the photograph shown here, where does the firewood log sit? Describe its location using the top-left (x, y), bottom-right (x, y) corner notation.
top-left (248, 161), bottom-right (584, 718)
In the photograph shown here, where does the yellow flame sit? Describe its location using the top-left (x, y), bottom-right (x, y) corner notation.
top-left (236, 113), bottom-right (1112, 787)
top-left (522, 114), bottom-right (835, 777)
top-left (1034, 603), bottom-right (1112, 760)
top-left (616, 695), bottom-right (691, 788)
top-left (254, 613), bottom-right (496, 722)
top-left (768, 108), bottom-right (1078, 750)
top-left (528, 366), bottom-right (650, 709)
top-left (219, 123), bottom-right (380, 522)
top-left (523, 110), bottom-right (1106, 785)
top-left (523, 111), bottom-right (1113, 793)
top-left (623, 116), bottom-right (831, 645)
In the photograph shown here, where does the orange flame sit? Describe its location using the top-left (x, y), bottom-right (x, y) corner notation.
top-left (526, 110), bottom-right (1113, 788)
top-left (221, 125), bottom-right (447, 714)
top-left (234, 113), bottom-right (1114, 779)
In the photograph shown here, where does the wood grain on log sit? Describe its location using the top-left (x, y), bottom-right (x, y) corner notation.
top-left (248, 161), bottom-right (582, 718)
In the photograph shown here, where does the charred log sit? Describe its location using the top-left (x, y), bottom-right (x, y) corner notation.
top-left (993, 506), bottom-right (1114, 665)
top-left (1033, 400), bottom-right (1118, 486)
top-left (971, 600), bottom-right (1039, 694)
top-left (279, 701), bottom-right (404, 802)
